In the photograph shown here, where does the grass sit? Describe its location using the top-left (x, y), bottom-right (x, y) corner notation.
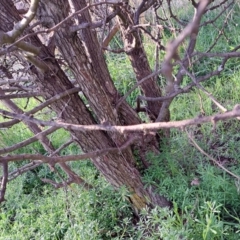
top-left (1, 1), bottom-right (240, 239)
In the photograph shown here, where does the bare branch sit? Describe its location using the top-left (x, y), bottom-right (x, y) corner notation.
top-left (200, 0), bottom-right (234, 27)
top-left (102, 23), bottom-right (120, 48)
top-left (6, 161), bottom-right (42, 181)
top-left (0, 126), bottom-right (59, 155)
top-left (180, 64), bottom-right (227, 113)
top-left (0, 136), bottom-right (139, 164)
top-left (0, 92), bottom-right (43, 100)
top-left (70, 9), bottom-right (119, 32)
top-left (162, 0), bottom-right (211, 81)
top-left (0, 78), bottom-right (32, 86)
top-left (50, 139), bottom-right (74, 156)
top-left (1, 105), bottom-right (240, 133)
top-left (0, 87), bottom-right (80, 129)
top-left (194, 51), bottom-right (240, 59)
top-left (7, 0), bottom-right (40, 39)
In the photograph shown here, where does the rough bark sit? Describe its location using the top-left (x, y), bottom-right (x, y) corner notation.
top-left (116, 6), bottom-right (165, 121)
top-left (71, 0), bottom-right (141, 126)
top-left (0, 0), bottom-right (171, 209)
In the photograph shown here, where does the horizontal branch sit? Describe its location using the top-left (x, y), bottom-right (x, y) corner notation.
top-left (0, 92), bottom-right (43, 100)
top-left (70, 10), bottom-right (119, 32)
top-left (0, 136), bottom-right (139, 164)
top-left (0, 78), bottom-right (31, 86)
top-left (194, 51), bottom-right (240, 58)
top-left (5, 161), bottom-right (42, 181)
top-left (1, 105), bottom-right (240, 133)
top-left (0, 87), bottom-right (81, 128)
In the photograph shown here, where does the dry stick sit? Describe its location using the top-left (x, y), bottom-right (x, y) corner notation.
top-left (171, 45), bottom-right (237, 103)
top-left (40, 178), bottom-right (77, 189)
top-left (7, 0), bottom-right (40, 40)
top-left (138, 86), bottom-right (191, 102)
top-left (0, 85), bottom-right (89, 188)
top-left (206, 0), bottom-right (230, 12)
top-left (186, 130), bottom-right (240, 181)
top-left (201, 1), bottom-right (234, 53)
top-left (102, 23), bottom-right (120, 48)
top-left (70, 10), bottom-right (119, 32)
top-left (1, 105), bottom-right (240, 133)
top-left (200, 0), bottom-right (234, 27)
top-left (50, 139), bottom-right (74, 157)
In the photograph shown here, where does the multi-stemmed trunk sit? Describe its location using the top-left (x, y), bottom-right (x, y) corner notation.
top-left (0, 0), bottom-right (171, 210)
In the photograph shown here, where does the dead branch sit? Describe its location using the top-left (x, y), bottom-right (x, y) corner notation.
top-left (40, 178), bottom-right (76, 188)
top-left (193, 51), bottom-right (240, 58)
top-left (7, 0), bottom-right (40, 40)
top-left (180, 63), bottom-right (227, 113)
top-left (102, 23), bottom-right (120, 48)
top-left (200, 0), bottom-right (234, 27)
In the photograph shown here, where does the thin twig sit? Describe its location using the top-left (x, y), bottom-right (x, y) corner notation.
top-left (186, 129), bottom-right (240, 181)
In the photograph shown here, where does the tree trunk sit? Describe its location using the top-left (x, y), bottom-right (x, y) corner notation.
top-left (0, 0), bottom-right (171, 210)
top-left (116, 7), bottom-right (164, 121)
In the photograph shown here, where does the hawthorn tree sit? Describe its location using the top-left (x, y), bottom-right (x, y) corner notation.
top-left (0, 0), bottom-right (240, 211)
